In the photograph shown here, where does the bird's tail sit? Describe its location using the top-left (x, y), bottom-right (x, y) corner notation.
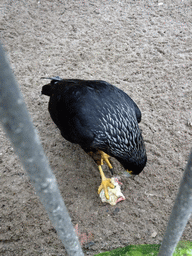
top-left (41, 76), bottom-right (63, 96)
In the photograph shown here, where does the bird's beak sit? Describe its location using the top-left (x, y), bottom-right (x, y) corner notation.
top-left (123, 170), bottom-right (135, 179)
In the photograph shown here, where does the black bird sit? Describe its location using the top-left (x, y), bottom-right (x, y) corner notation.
top-left (41, 77), bottom-right (147, 199)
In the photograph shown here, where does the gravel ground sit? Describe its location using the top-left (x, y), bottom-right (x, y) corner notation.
top-left (0, 0), bottom-right (192, 255)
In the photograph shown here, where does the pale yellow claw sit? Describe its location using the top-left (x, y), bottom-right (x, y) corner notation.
top-left (98, 151), bottom-right (113, 169)
top-left (98, 165), bottom-right (115, 200)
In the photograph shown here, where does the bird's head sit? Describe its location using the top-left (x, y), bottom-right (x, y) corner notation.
top-left (117, 153), bottom-right (147, 178)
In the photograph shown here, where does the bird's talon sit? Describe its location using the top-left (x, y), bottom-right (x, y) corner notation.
top-left (98, 167), bottom-right (115, 200)
top-left (99, 151), bottom-right (113, 170)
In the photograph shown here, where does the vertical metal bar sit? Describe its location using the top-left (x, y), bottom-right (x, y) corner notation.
top-left (158, 149), bottom-right (192, 256)
top-left (0, 43), bottom-right (84, 256)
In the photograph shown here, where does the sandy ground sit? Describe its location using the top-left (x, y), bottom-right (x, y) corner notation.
top-left (1, 0), bottom-right (192, 255)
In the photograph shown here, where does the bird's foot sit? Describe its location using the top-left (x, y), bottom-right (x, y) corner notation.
top-left (98, 165), bottom-right (115, 200)
top-left (98, 151), bottom-right (113, 175)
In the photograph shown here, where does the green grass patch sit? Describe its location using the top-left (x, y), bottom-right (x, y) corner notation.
top-left (95, 241), bottom-right (192, 256)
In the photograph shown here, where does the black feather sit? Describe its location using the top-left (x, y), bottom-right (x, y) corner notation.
top-left (42, 78), bottom-right (147, 175)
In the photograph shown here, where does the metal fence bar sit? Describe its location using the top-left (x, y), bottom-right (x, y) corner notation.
top-left (158, 149), bottom-right (192, 256)
top-left (0, 43), bottom-right (84, 256)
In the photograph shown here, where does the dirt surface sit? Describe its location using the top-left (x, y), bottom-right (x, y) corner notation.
top-left (1, 0), bottom-right (192, 255)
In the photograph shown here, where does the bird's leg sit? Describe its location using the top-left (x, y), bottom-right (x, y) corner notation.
top-left (98, 150), bottom-right (114, 175)
top-left (98, 165), bottom-right (115, 200)
top-left (87, 150), bottom-right (115, 199)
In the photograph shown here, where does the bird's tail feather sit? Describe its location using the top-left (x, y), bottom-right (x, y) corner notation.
top-left (41, 76), bottom-right (63, 96)
top-left (41, 76), bottom-right (63, 82)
